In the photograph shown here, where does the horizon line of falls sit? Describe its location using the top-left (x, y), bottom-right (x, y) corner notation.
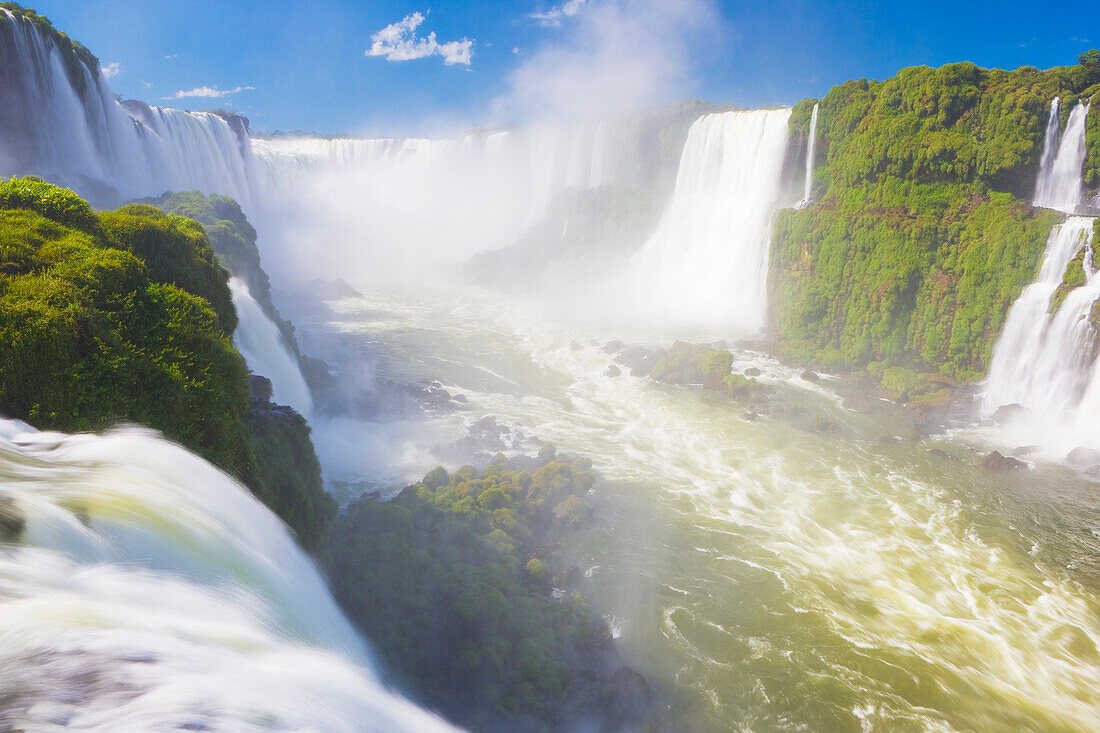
top-left (0, 418), bottom-right (459, 731)
top-left (983, 96), bottom-right (1100, 449)
top-left (626, 108), bottom-right (791, 332)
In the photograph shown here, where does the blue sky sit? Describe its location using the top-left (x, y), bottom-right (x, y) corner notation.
top-left (26, 0), bottom-right (1100, 136)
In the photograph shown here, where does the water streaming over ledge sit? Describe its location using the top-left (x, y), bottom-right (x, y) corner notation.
top-left (229, 277), bottom-right (314, 417)
top-left (984, 96), bottom-right (1099, 449)
top-left (1034, 99), bottom-right (1091, 214)
top-left (0, 419), bottom-right (459, 731)
top-left (796, 102), bottom-right (819, 208)
top-left (627, 108), bottom-right (791, 331)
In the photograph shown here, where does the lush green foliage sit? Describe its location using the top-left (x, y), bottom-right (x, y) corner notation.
top-left (0, 179), bottom-right (252, 474)
top-left (145, 191), bottom-right (297, 350)
top-left (0, 3), bottom-right (100, 94)
top-left (99, 204), bottom-right (237, 334)
top-left (325, 450), bottom-right (636, 732)
top-left (772, 180), bottom-right (1057, 381)
top-left (771, 57), bottom-right (1093, 386)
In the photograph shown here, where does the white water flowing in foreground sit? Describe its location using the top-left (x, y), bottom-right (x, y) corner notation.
top-left (797, 103), bottom-right (819, 207)
top-left (229, 277), bottom-right (314, 416)
top-left (1034, 99), bottom-right (1091, 213)
top-left (627, 109), bottom-right (791, 331)
top-left (0, 419), bottom-right (458, 731)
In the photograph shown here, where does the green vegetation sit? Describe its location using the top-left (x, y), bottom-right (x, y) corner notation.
top-left (0, 178), bottom-right (330, 548)
top-left (0, 3), bottom-right (100, 94)
top-left (772, 55), bottom-right (1098, 389)
top-left (325, 449), bottom-right (648, 732)
top-left (0, 177), bottom-right (252, 473)
top-left (245, 402), bottom-right (334, 551)
top-left (145, 191), bottom-right (298, 352)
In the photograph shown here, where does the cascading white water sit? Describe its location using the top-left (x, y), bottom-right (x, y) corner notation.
top-left (0, 418), bottom-right (458, 731)
top-left (626, 109), bottom-right (791, 331)
top-left (0, 10), bottom-right (257, 206)
top-left (229, 277), bottom-right (314, 416)
top-left (1034, 100), bottom-right (1091, 213)
top-left (799, 103), bottom-right (819, 206)
top-left (982, 217), bottom-right (1100, 441)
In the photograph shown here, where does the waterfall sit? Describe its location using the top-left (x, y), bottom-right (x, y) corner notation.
top-left (983, 217), bottom-right (1100, 438)
top-left (0, 10), bottom-right (258, 205)
top-left (0, 419), bottom-right (458, 731)
top-left (229, 277), bottom-right (314, 417)
top-left (799, 103), bottom-right (819, 206)
top-left (627, 109), bottom-right (792, 331)
top-left (1034, 100), bottom-right (1091, 213)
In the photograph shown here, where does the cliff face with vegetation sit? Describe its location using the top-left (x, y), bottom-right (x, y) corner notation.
top-left (0, 177), bottom-right (332, 549)
top-left (771, 54), bottom-right (1100, 395)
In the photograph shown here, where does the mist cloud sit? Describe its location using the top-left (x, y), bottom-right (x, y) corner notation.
top-left (497, 0), bottom-right (716, 123)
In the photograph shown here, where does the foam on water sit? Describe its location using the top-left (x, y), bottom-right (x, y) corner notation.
top-left (0, 419), bottom-right (459, 731)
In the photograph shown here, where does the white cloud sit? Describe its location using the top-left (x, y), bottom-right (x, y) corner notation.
top-left (139, 79), bottom-right (153, 89)
top-left (100, 62), bottom-right (122, 78)
top-left (172, 85), bottom-right (254, 99)
top-left (529, 0), bottom-right (588, 26)
top-left (497, 0), bottom-right (716, 123)
top-left (164, 53), bottom-right (179, 60)
top-left (365, 11), bottom-right (474, 66)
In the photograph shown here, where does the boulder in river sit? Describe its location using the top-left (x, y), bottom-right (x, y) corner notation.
top-left (801, 369), bottom-right (821, 384)
top-left (1066, 447), bottom-right (1100, 466)
top-left (991, 403), bottom-right (1028, 425)
top-left (980, 450), bottom-right (1028, 471)
top-left (744, 367), bottom-right (762, 377)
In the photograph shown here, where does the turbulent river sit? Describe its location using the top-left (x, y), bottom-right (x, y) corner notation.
top-left (284, 284), bottom-right (1100, 733)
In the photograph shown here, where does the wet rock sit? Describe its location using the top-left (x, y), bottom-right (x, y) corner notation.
top-left (602, 340), bottom-right (625, 354)
top-left (744, 366), bottom-right (762, 377)
top-left (599, 667), bottom-right (652, 723)
top-left (1086, 464), bottom-right (1100, 477)
top-left (570, 340), bottom-right (583, 351)
top-left (1066, 447), bottom-right (1100, 466)
top-left (605, 364), bottom-right (621, 378)
top-left (615, 346), bottom-right (658, 377)
top-left (926, 448), bottom-right (962, 462)
top-left (1012, 445), bottom-right (1040, 456)
top-left (810, 416), bottom-right (839, 434)
top-left (0, 495), bottom-right (25, 542)
top-left (980, 450), bottom-right (1028, 471)
top-left (991, 403), bottom-right (1028, 425)
top-left (801, 369), bottom-right (821, 384)
top-left (248, 374), bottom-right (273, 403)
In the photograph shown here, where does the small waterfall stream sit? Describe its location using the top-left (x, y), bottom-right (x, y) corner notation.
top-left (796, 102), bottom-right (819, 208)
top-left (1034, 100), bottom-right (1091, 213)
top-left (229, 277), bottom-right (314, 417)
